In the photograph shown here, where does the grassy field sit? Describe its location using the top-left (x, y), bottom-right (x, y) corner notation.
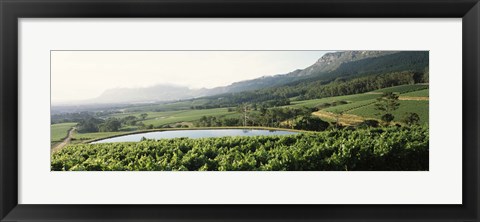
top-left (290, 84), bottom-right (429, 125)
top-left (110, 110), bottom-right (183, 119)
top-left (122, 99), bottom-right (210, 112)
top-left (110, 108), bottom-right (240, 127)
top-left (51, 122), bottom-right (77, 143)
top-left (374, 84), bottom-right (428, 94)
top-left (287, 93), bottom-right (380, 108)
top-left (72, 131), bottom-right (129, 142)
top-left (73, 108), bottom-right (241, 142)
top-left (348, 100), bottom-right (429, 124)
top-left (148, 108), bottom-right (238, 126)
top-left (323, 99), bottom-right (377, 113)
top-left (56, 84), bottom-right (429, 144)
top-left (111, 84), bottom-right (429, 129)
top-left (401, 89), bottom-right (429, 97)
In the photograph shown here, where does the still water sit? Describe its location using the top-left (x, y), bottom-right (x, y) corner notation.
top-left (91, 129), bottom-right (298, 143)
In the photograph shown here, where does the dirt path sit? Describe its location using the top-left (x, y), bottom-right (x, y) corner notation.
top-left (399, 96), bottom-right (429, 101)
top-left (312, 110), bottom-right (366, 125)
top-left (51, 127), bottom-right (75, 153)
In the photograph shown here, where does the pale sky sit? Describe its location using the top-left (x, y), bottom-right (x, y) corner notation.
top-left (51, 51), bottom-right (330, 104)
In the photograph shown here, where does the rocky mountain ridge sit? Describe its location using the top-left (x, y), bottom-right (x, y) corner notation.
top-left (85, 51), bottom-right (401, 104)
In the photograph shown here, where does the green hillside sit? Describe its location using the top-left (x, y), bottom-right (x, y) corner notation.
top-left (51, 122), bottom-right (76, 143)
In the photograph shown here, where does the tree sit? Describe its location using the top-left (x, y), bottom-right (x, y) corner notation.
top-left (292, 116), bottom-right (329, 131)
top-left (259, 104), bottom-right (268, 116)
top-left (422, 66), bottom-right (429, 83)
top-left (358, 119), bottom-right (379, 128)
top-left (237, 103), bottom-right (250, 127)
top-left (381, 113), bottom-right (394, 123)
top-left (334, 110), bottom-right (344, 129)
top-left (99, 118), bottom-right (122, 132)
top-left (375, 92), bottom-right (400, 124)
top-left (77, 117), bottom-right (103, 133)
top-left (140, 113), bottom-right (148, 120)
top-left (122, 116), bottom-right (138, 126)
top-left (403, 112), bottom-right (420, 126)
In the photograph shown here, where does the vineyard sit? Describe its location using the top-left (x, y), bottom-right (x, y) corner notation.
top-left (51, 125), bottom-right (428, 171)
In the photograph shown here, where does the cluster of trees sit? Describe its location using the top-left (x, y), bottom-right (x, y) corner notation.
top-left (51, 112), bottom-right (95, 124)
top-left (76, 113), bottom-right (151, 133)
top-left (76, 117), bottom-right (103, 133)
top-left (303, 71), bottom-right (426, 99)
top-left (195, 116), bottom-right (240, 127)
top-left (194, 106), bottom-right (329, 132)
top-left (51, 111), bottom-right (124, 124)
top-left (197, 69), bottom-right (427, 109)
top-left (374, 92), bottom-right (421, 126)
top-left (290, 116), bottom-right (330, 131)
top-left (71, 90), bottom-right (422, 134)
top-left (191, 96), bottom-right (291, 110)
top-left (195, 89), bottom-right (422, 131)
top-left (51, 125), bottom-right (429, 171)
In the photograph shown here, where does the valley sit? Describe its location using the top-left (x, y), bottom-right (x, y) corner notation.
top-left (50, 50), bottom-right (429, 171)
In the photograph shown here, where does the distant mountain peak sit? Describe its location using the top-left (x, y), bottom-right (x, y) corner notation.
top-left (82, 51), bottom-right (414, 105)
top-left (290, 51), bottom-right (396, 77)
top-left (93, 84), bottom-right (210, 104)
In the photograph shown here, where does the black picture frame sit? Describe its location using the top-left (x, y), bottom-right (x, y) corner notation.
top-left (1, 0), bottom-right (479, 221)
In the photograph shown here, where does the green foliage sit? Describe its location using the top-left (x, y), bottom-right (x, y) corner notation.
top-left (202, 70), bottom-right (427, 108)
top-left (422, 66), bottom-right (429, 83)
top-left (292, 116), bottom-right (330, 131)
top-left (77, 117), bottom-right (103, 133)
top-left (374, 84), bottom-right (428, 94)
top-left (121, 116), bottom-right (138, 126)
top-left (403, 112), bottom-right (420, 126)
top-left (194, 106), bottom-right (318, 130)
top-left (358, 120), bottom-right (379, 128)
top-left (381, 114), bottom-right (395, 123)
top-left (375, 92), bottom-right (400, 113)
top-left (137, 123), bottom-right (154, 130)
top-left (52, 126), bottom-right (429, 171)
top-left (375, 92), bottom-right (400, 123)
top-left (51, 112), bottom-right (96, 124)
top-left (196, 116), bottom-right (224, 127)
top-left (350, 100), bottom-right (429, 125)
top-left (289, 93), bottom-right (380, 108)
top-left (303, 71), bottom-right (422, 99)
top-left (99, 118), bottom-right (122, 132)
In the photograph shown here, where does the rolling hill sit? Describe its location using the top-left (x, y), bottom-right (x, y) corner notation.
top-left (74, 51), bottom-right (428, 105)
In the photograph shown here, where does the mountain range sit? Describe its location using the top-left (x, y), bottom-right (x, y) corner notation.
top-left (81, 51), bottom-right (427, 105)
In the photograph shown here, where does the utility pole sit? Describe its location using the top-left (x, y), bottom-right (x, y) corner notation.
top-left (243, 104), bottom-right (248, 127)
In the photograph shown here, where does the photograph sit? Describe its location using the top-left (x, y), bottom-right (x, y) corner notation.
top-left (50, 50), bottom-right (429, 171)
top-left (3, 0), bottom-right (477, 220)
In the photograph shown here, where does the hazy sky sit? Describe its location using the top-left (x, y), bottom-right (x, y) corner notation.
top-left (51, 51), bottom-right (331, 104)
